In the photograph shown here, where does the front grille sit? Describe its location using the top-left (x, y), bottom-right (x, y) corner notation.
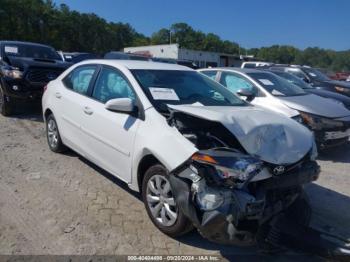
top-left (267, 186), bottom-right (301, 203)
top-left (26, 68), bottom-right (63, 84)
top-left (266, 151), bottom-right (310, 176)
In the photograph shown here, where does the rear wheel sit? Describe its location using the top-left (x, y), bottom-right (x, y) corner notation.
top-left (142, 164), bottom-right (193, 237)
top-left (46, 114), bottom-right (66, 153)
top-left (0, 84), bottom-right (13, 116)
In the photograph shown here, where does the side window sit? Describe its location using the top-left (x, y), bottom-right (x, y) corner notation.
top-left (285, 69), bottom-right (305, 79)
top-left (63, 66), bottom-right (96, 95)
top-left (92, 67), bottom-right (135, 103)
top-left (220, 72), bottom-right (255, 93)
top-left (201, 70), bottom-right (218, 80)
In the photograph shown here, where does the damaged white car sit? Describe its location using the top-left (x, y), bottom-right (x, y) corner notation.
top-left (42, 60), bottom-right (320, 247)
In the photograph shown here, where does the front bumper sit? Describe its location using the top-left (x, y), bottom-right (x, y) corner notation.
top-left (314, 127), bottom-right (350, 148)
top-left (306, 116), bottom-right (350, 147)
top-left (170, 160), bottom-right (320, 245)
top-left (1, 77), bottom-right (44, 101)
top-left (324, 129), bottom-right (350, 140)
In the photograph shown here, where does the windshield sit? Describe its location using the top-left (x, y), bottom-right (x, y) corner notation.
top-left (271, 71), bottom-right (314, 89)
top-left (3, 43), bottom-right (61, 60)
top-left (132, 70), bottom-right (247, 112)
top-left (247, 72), bottom-right (306, 97)
top-left (303, 67), bottom-right (330, 81)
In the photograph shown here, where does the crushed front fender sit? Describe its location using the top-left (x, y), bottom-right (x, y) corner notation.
top-left (169, 159), bottom-right (320, 246)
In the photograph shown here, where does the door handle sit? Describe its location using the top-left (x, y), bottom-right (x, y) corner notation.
top-left (83, 106), bottom-right (93, 115)
top-left (55, 92), bottom-right (62, 99)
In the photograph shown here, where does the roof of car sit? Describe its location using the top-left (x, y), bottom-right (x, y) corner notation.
top-left (0, 40), bottom-right (54, 48)
top-left (78, 59), bottom-right (194, 71)
top-left (199, 67), bottom-right (268, 74)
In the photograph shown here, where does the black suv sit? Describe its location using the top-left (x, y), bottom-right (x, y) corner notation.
top-left (270, 65), bottom-right (350, 97)
top-left (0, 41), bottom-right (71, 116)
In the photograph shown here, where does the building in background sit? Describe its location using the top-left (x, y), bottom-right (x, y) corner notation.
top-left (124, 44), bottom-right (253, 68)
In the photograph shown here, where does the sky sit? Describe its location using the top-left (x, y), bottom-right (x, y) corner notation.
top-left (54, 0), bottom-right (350, 51)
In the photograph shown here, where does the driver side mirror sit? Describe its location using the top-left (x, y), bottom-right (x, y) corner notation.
top-left (105, 98), bottom-right (137, 114)
top-left (236, 89), bottom-right (256, 102)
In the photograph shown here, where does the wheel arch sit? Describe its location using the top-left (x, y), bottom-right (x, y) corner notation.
top-left (44, 108), bottom-right (53, 121)
top-left (137, 154), bottom-right (162, 193)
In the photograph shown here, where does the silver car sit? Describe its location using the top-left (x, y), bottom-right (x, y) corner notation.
top-left (199, 68), bottom-right (350, 149)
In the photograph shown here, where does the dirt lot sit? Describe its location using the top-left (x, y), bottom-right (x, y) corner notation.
top-left (0, 108), bottom-right (350, 261)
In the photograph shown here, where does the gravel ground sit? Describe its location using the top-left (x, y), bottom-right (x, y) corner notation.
top-left (0, 108), bottom-right (349, 261)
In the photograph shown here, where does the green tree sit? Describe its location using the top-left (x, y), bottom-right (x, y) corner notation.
top-left (0, 0), bottom-right (349, 71)
top-left (151, 28), bottom-right (170, 45)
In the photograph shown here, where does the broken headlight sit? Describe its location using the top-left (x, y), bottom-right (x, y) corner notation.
top-left (299, 112), bottom-right (344, 130)
top-left (191, 150), bottom-right (263, 184)
top-left (193, 179), bottom-right (225, 211)
top-left (292, 115), bottom-right (303, 124)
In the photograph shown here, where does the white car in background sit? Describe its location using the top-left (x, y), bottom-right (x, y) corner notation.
top-left (240, 61), bottom-right (273, 69)
top-left (42, 60), bottom-right (319, 247)
top-left (198, 68), bottom-right (350, 148)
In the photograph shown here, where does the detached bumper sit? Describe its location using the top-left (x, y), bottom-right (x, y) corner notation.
top-left (170, 160), bottom-right (320, 245)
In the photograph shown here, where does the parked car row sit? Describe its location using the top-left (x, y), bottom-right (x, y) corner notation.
top-left (269, 65), bottom-right (350, 97)
top-left (1, 40), bottom-right (349, 253)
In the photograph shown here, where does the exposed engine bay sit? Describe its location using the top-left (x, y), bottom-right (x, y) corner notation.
top-left (165, 106), bottom-right (350, 258)
top-left (168, 110), bottom-right (245, 151)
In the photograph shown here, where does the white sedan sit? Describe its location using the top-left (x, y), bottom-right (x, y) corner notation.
top-left (42, 60), bottom-right (319, 246)
top-left (198, 68), bottom-right (350, 148)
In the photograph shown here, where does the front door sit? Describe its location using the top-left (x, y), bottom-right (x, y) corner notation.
top-left (80, 66), bottom-right (140, 183)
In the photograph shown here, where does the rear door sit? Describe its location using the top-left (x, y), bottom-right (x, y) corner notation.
top-left (78, 65), bottom-right (141, 183)
top-left (58, 64), bottom-right (100, 155)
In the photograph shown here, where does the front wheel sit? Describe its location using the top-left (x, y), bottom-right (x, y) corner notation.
top-left (0, 85), bottom-right (13, 116)
top-left (46, 114), bottom-right (66, 153)
top-left (142, 164), bottom-right (193, 237)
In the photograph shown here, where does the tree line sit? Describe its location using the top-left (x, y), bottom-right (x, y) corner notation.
top-left (1, 0), bottom-right (349, 71)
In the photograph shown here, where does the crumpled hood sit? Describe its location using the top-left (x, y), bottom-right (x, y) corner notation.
top-left (168, 104), bottom-right (314, 165)
top-left (306, 89), bottom-right (350, 107)
top-left (278, 94), bottom-right (350, 118)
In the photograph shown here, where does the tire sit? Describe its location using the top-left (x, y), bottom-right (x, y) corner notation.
top-left (0, 84), bottom-right (13, 116)
top-left (285, 190), bottom-right (312, 227)
top-left (142, 164), bottom-right (193, 237)
top-left (46, 114), bottom-right (66, 153)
